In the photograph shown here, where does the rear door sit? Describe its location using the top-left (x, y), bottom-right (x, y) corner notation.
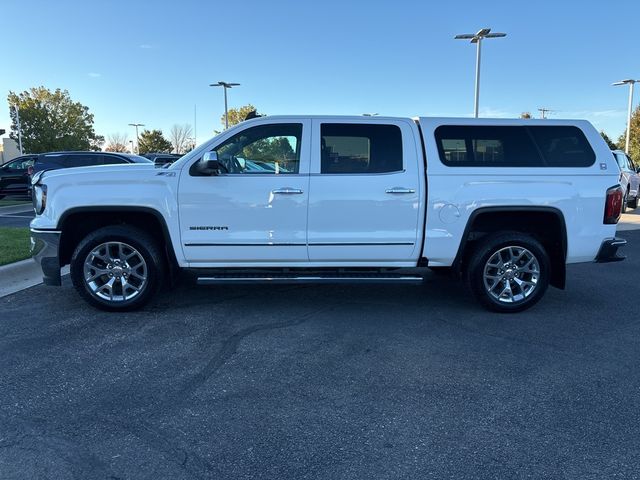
top-left (307, 119), bottom-right (423, 262)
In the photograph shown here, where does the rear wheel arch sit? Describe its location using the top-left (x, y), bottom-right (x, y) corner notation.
top-left (453, 207), bottom-right (567, 289)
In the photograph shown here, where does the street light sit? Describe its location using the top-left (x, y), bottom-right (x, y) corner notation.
top-left (454, 28), bottom-right (507, 118)
top-left (210, 81), bottom-right (240, 129)
top-left (13, 105), bottom-right (24, 154)
top-left (128, 123), bottom-right (145, 154)
top-left (612, 79), bottom-right (639, 154)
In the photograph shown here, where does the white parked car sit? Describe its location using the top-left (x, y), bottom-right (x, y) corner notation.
top-left (612, 149), bottom-right (640, 212)
top-left (30, 116), bottom-right (626, 313)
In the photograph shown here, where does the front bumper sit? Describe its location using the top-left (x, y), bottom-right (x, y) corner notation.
top-left (30, 229), bottom-right (61, 285)
top-left (595, 238), bottom-right (627, 263)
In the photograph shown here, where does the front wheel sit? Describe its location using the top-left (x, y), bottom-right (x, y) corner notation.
top-left (466, 232), bottom-right (550, 313)
top-left (70, 225), bottom-right (165, 311)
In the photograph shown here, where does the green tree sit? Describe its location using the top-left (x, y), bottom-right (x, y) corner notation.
top-left (520, 112), bottom-right (532, 119)
top-left (7, 86), bottom-right (101, 153)
top-left (600, 131), bottom-right (617, 150)
top-left (137, 129), bottom-right (172, 154)
top-left (221, 104), bottom-right (261, 128)
top-left (618, 105), bottom-right (640, 162)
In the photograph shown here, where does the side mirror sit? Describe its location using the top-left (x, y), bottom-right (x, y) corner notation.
top-left (198, 151), bottom-right (227, 175)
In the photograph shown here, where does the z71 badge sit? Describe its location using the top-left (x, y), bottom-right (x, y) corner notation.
top-left (189, 226), bottom-right (229, 231)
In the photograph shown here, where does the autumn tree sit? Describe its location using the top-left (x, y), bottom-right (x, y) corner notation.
top-left (105, 133), bottom-right (131, 152)
top-left (7, 86), bottom-right (101, 153)
top-left (618, 105), bottom-right (640, 162)
top-left (221, 104), bottom-right (261, 128)
top-left (137, 129), bottom-right (172, 154)
top-left (169, 124), bottom-right (193, 153)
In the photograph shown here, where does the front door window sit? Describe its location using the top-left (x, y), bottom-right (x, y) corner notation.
top-left (214, 124), bottom-right (302, 174)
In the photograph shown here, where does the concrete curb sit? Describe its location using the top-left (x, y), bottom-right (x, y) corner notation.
top-left (0, 258), bottom-right (69, 298)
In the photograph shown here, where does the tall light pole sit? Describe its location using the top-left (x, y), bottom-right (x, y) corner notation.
top-left (128, 123), bottom-right (144, 154)
top-left (210, 81), bottom-right (240, 129)
top-left (14, 105), bottom-right (23, 154)
top-left (454, 28), bottom-right (507, 118)
top-left (613, 79), bottom-right (639, 154)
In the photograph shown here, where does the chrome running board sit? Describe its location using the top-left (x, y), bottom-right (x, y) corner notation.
top-left (196, 276), bottom-right (425, 285)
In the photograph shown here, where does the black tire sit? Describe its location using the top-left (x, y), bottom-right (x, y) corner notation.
top-left (70, 225), bottom-right (165, 311)
top-left (466, 232), bottom-right (550, 313)
top-left (622, 189), bottom-right (629, 213)
top-left (629, 194), bottom-right (638, 209)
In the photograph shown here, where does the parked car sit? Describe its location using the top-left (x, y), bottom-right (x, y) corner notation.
top-left (612, 149), bottom-right (640, 212)
top-left (0, 155), bottom-right (37, 199)
top-left (31, 151), bottom-right (152, 177)
top-left (30, 116), bottom-right (625, 313)
top-left (141, 153), bottom-right (183, 167)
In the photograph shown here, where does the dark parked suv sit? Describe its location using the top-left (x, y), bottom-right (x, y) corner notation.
top-left (0, 155), bottom-right (37, 199)
top-left (32, 151), bottom-right (152, 176)
top-left (141, 152), bottom-right (183, 166)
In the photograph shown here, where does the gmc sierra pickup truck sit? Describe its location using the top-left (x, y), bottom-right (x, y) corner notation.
top-left (30, 116), bottom-right (626, 312)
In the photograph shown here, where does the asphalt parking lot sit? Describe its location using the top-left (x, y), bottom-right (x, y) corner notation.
top-left (0, 202), bottom-right (33, 228)
top-left (1, 232), bottom-right (640, 479)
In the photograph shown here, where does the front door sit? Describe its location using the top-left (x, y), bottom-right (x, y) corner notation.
top-left (179, 120), bottom-right (311, 264)
top-left (307, 119), bottom-right (424, 262)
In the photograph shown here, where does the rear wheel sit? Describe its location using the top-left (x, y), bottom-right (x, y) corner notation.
top-left (622, 189), bottom-right (629, 213)
top-left (466, 232), bottom-right (550, 313)
top-left (70, 225), bottom-right (165, 311)
top-left (629, 193), bottom-right (638, 209)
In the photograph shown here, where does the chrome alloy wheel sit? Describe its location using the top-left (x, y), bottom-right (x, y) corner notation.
top-left (483, 246), bottom-right (540, 304)
top-left (83, 242), bottom-right (148, 302)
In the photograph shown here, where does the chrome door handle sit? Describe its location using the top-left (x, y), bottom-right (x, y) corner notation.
top-left (385, 188), bottom-right (415, 194)
top-left (272, 188), bottom-right (304, 194)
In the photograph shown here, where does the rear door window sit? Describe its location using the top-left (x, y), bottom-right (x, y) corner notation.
top-left (320, 124), bottom-right (403, 174)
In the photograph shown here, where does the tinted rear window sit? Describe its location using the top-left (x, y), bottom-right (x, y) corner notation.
top-left (435, 125), bottom-right (595, 167)
top-left (321, 124), bottom-right (403, 174)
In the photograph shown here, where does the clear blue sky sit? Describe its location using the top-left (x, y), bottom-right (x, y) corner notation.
top-left (1, 0), bottom-right (638, 146)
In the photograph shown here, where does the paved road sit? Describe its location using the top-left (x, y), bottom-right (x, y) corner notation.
top-left (0, 204), bottom-right (34, 228)
top-left (1, 232), bottom-right (639, 479)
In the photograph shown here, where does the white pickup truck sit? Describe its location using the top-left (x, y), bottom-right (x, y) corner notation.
top-left (30, 116), bottom-right (626, 312)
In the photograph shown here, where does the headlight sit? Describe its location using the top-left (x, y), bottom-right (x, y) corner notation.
top-left (31, 170), bottom-right (44, 186)
top-left (33, 184), bottom-right (47, 215)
